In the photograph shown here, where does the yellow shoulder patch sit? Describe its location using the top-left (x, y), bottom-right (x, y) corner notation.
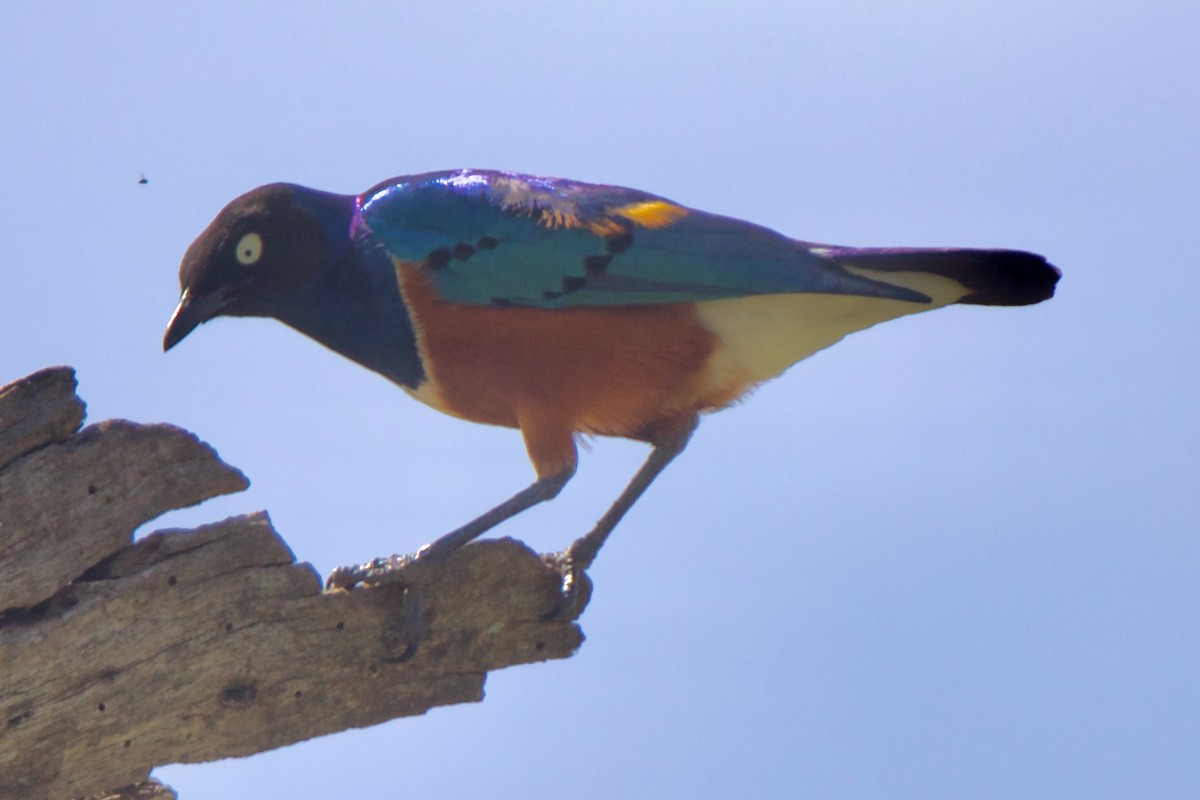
top-left (609, 200), bottom-right (689, 229)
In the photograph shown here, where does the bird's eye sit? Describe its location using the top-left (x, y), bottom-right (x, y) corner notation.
top-left (235, 232), bottom-right (263, 265)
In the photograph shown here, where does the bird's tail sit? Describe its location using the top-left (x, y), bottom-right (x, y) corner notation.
top-left (695, 243), bottom-right (1059, 388)
top-left (819, 247), bottom-right (1060, 307)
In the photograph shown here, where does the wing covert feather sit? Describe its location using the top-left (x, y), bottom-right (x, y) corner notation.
top-left (359, 170), bottom-right (930, 308)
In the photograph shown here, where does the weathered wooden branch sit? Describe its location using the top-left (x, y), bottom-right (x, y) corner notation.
top-left (0, 367), bottom-right (585, 800)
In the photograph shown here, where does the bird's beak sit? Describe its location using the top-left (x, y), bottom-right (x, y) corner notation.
top-left (163, 287), bottom-right (229, 351)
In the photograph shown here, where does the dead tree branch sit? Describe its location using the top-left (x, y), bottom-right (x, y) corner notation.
top-left (0, 367), bottom-right (584, 800)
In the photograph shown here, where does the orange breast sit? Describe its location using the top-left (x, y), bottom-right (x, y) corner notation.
top-left (395, 262), bottom-right (737, 477)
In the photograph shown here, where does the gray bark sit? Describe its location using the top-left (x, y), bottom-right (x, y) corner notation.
top-left (0, 368), bottom-right (584, 800)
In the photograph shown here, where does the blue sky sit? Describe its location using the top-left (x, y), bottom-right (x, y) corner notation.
top-left (2, 1), bottom-right (1198, 798)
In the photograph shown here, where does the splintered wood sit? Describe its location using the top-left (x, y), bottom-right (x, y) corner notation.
top-left (0, 367), bottom-right (583, 800)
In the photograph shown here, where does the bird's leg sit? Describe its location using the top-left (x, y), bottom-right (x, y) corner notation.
top-left (548, 415), bottom-right (698, 620)
top-left (568, 415), bottom-right (697, 570)
top-left (326, 467), bottom-right (574, 590)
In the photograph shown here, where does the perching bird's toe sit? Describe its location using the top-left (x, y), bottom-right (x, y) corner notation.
top-left (541, 551), bottom-right (594, 623)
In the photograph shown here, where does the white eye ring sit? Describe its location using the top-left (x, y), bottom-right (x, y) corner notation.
top-left (235, 232), bottom-right (263, 265)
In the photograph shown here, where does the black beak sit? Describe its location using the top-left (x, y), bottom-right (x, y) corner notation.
top-left (163, 287), bottom-right (232, 351)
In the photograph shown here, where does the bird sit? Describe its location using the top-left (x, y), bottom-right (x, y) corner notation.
top-left (164, 168), bottom-right (1059, 603)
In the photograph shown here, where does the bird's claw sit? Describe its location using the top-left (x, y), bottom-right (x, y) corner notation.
top-left (326, 554), bottom-right (405, 591)
top-left (542, 551), bottom-right (594, 622)
top-left (325, 548), bottom-right (439, 591)
top-left (326, 552), bottom-right (431, 663)
top-left (329, 539), bottom-right (594, 624)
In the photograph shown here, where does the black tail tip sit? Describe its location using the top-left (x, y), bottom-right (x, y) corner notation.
top-left (825, 246), bottom-right (1061, 307)
top-left (960, 250), bottom-right (1061, 306)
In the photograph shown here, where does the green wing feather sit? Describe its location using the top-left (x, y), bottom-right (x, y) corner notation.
top-left (359, 169), bottom-right (931, 308)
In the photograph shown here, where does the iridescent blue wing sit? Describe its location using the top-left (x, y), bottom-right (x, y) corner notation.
top-left (358, 169), bottom-right (931, 308)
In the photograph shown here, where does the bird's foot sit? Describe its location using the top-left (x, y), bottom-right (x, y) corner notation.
top-left (541, 550), bottom-right (594, 622)
top-left (325, 550), bottom-right (441, 663)
top-left (327, 472), bottom-right (575, 592)
top-left (325, 553), bottom-right (407, 591)
top-left (325, 545), bottom-right (445, 591)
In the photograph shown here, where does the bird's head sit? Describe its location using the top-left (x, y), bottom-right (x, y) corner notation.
top-left (163, 183), bottom-right (354, 351)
